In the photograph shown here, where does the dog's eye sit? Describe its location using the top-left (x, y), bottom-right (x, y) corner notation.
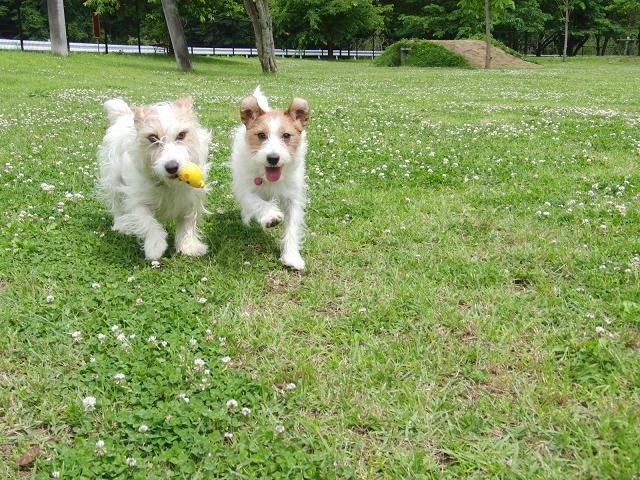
top-left (176, 131), bottom-right (187, 141)
top-left (282, 133), bottom-right (291, 140)
top-left (148, 135), bottom-right (160, 144)
top-left (257, 132), bottom-right (267, 141)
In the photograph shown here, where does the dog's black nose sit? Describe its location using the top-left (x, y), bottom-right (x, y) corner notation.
top-left (165, 160), bottom-right (179, 174)
top-left (266, 154), bottom-right (280, 166)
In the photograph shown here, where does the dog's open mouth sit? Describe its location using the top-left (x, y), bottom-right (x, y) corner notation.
top-left (265, 166), bottom-right (282, 182)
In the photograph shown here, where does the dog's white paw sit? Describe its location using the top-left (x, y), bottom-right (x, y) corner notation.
top-left (259, 209), bottom-right (284, 229)
top-left (281, 251), bottom-right (305, 271)
top-left (178, 238), bottom-right (208, 257)
top-left (144, 235), bottom-right (168, 260)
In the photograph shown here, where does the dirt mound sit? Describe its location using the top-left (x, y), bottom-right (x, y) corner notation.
top-left (429, 40), bottom-right (539, 68)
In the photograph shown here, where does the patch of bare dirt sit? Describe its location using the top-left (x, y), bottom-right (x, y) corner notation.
top-left (430, 40), bottom-right (540, 68)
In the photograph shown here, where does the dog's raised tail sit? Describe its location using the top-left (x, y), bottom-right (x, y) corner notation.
top-left (253, 86), bottom-right (271, 112)
top-left (103, 98), bottom-right (132, 125)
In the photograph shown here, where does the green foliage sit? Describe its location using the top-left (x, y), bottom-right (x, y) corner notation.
top-left (375, 39), bottom-right (470, 67)
top-left (272, 0), bottom-right (389, 49)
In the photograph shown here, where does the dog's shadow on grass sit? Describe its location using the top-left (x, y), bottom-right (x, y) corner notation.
top-left (205, 212), bottom-right (280, 268)
top-left (82, 211), bottom-right (279, 269)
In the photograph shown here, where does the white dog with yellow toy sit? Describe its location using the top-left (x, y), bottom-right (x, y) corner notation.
top-left (97, 96), bottom-right (210, 260)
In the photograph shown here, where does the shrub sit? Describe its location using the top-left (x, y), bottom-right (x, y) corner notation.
top-left (375, 39), bottom-right (469, 68)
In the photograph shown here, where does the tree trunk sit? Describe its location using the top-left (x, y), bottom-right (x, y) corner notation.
top-left (602, 35), bottom-right (609, 55)
top-left (47, 0), bottom-right (68, 56)
top-left (562, 4), bottom-right (569, 62)
top-left (244, 0), bottom-right (277, 73)
top-left (160, 0), bottom-right (192, 71)
top-left (484, 0), bottom-right (491, 69)
top-left (595, 35), bottom-right (601, 56)
top-left (571, 35), bottom-right (588, 56)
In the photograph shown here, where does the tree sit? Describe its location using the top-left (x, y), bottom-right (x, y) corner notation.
top-left (244, 0), bottom-right (277, 73)
top-left (458, 0), bottom-right (514, 68)
top-left (47, 0), bottom-right (68, 55)
top-left (557, 0), bottom-right (583, 61)
top-left (160, 0), bottom-right (192, 70)
top-left (273, 0), bottom-right (388, 57)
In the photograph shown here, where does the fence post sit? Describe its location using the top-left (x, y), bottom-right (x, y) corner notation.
top-left (17, 0), bottom-right (24, 51)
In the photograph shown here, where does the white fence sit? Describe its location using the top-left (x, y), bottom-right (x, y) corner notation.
top-left (0, 38), bottom-right (383, 58)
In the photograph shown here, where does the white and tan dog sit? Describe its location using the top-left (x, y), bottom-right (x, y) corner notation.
top-left (98, 97), bottom-right (210, 260)
top-left (230, 87), bottom-right (309, 270)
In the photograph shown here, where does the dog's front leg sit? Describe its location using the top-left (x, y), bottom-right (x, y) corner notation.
top-left (176, 212), bottom-right (208, 257)
top-left (239, 192), bottom-right (284, 229)
top-left (113, 206), bottom-right (167, 260)
top-left (280, 198), bottom-right (305, 270)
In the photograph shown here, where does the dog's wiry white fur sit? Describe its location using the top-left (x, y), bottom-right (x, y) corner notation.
top-left (98, 97), bottom-right (211, 260)
top-left (230, 87), bottom-right (309, 270)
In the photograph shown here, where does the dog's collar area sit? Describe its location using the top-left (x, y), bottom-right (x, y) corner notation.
top-left (254, 177), bottom-right (263, 186)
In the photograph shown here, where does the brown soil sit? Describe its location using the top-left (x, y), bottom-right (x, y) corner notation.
top-left (430, 40), bottom-right (540, 68)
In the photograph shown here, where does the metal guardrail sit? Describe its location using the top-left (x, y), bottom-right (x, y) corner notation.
top-left (0, 38), bottom-right (383, 58)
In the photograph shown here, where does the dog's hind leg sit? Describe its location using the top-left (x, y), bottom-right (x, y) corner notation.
top-left (113, 206), bottom-right (167, 260)
top-left (176, 212), bottom-right (208, 257)
top-left (280, 198), bottom-right (305, 271)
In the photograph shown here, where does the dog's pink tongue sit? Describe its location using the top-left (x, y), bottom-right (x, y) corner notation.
top-left (265, 166), bottom-right (282, 182)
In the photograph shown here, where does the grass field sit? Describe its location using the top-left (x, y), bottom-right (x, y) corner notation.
top-left (0, 51), bottom-right (639, 479)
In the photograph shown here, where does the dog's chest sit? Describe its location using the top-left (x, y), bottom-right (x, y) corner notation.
top-left (153, 186), bottom-right (202, 220)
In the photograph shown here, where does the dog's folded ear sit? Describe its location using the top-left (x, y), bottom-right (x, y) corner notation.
top-left (240, 96), bottom-right (264, 126)
top-left (133, 106), bottom-right (147, 127)
top-left (287, 98), bottom-right (309, 128)
top-left (175, 96), bottom-right (193, 111)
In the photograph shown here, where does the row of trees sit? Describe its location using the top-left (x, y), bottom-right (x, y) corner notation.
top-left (0, 0), bottom-right (639, 70)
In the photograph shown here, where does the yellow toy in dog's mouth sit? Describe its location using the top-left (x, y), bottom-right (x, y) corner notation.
top-left (177, 162), bottom-right (205, 188)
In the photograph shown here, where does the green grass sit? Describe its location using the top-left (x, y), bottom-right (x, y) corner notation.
top-left (0, 52), bottom-right (639, 478)
top-left (375, 39), bottom-right (470, 68)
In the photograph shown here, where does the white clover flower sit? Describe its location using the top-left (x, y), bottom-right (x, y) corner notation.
top-left (82, 396), bottom-right (96, 411)
top-left (46, 295), bottom-right (54, 303)
top-left (189, 338), bottom-right (198, 346)
top-left (138, 424), bottom-right (148, 433)
top-left (127, 276), bottom-right (135, 283)
top-left (111, 325), bottom-right (119, 332)
top-left (198, 297), bottom-right (207, 304)
top-left (40, 182), bottom-right (55, 191)
top-left (135, 298), bottom-right (144, 306)
top-left (148, 335), bottom-right (157, 343)
top-left (223, 432), bottom-right (234, 441)
top-left (97, 333), bottom-right (106, 342)
top-left (226, 399), bottom-right (238, 409)
top-left (285, 383), bottom-right (297, 390)
top-left (116, 332), bottom-right (126, 342)
top-left (52, 471), bottom-right (60, 478)
top-left (201, 276), bottom-right (208, 282)
top-left (114, 373), bottom-right (125, 384)
top-left (221, 356), bottom-right (231, 364)
top-left (71, 331), bottom-right (82, 342)
top-left (275, 425), bottom-right (285, 434)
top-left (126, 457), bottom-right (136, 467)
top-left (194, 358), bottom-right (205, 369)
top-left (96, 440), bottom-right (105, 448)
top-left (151, 260), bottom-right (160, 269)
top-left (358, 307), bottom-right (367, 313)
top-left (178, 393), bottom-right (190, 403)
top-left (91, 282), bottom-right (100, 289)
top-left (242, 407), bottom-right (251, 417)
